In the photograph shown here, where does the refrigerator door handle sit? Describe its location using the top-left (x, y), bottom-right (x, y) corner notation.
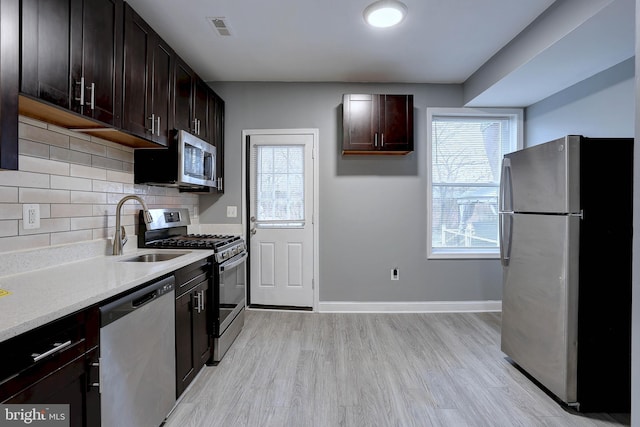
top-left (499, 213), bottom-right (513, 267)
top-left (499, 158), bottom-right (512, 212)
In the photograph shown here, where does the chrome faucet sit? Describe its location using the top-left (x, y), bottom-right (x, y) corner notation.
top-left (113, 195), bottom-right (153, 255)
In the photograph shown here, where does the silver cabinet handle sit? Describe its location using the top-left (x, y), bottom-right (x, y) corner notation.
top-left (193, 291), bottom-right (202, 313)
top-left (75, 77), bottom-right (85, 106)
top-left (147, 114), bottom-right (155, 133)
top-left (217, 177), bottom-right (223, 191)
top-left (374, 132), bottom-right (378, 147)
top-left (193, 119), bottom-right (198, 135)
top-left (200, 290), bottom-right (205, 311)
top-left (156, 116), bottom-right (161, 136)
top-left (87, 82), bottom-right (95, 110)
top-left (381, 133), bottom-right (384, 147)
top-left (31, 340), bottom-right (73, 362)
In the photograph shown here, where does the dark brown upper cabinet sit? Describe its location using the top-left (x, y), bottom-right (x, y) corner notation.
top-left (173, 56), bottom-right (195, 136)
top-left (342, 94), bottom-right (414, 155)
top-left (122, 3), bottom-right (173, 146)
top-left (173, 58), bottom-right (213, 144)
top-left (209, 91), bottom-right (225, 192)
top-left (0, 0), bottom-right (19, 170)
top-left (21, 0), bottom-right (123, 128)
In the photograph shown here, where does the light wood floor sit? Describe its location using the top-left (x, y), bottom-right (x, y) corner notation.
top-left (165, 310), bottom-right (630, 427)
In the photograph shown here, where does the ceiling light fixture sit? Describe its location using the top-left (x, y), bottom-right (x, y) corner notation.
top-left (363, 0), bottom-right (408, 28)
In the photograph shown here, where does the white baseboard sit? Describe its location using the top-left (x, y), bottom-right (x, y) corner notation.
top-left (318, 300), bottom-right (502, 313)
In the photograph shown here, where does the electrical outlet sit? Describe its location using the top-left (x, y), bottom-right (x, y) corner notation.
top-left (23, 204), bottom-right (40, 230)
top-left (391, 267), bottom-right (399, 281)
top-left (226, 206), bottom-right (238, 217)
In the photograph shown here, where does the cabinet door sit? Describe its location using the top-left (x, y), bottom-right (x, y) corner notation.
top-left (122, 4), bottom-right (172, 146)
top-left (5, 356), bottom-right (87, 427)
top-left (77, 0), bottom-right (123, 126)
top-left (379, 95), bottom-right (413, 152)
top-left (342, 94), bottom-right (378, 152)
top-left (122, 4), bottom-right (152, 139)
top-left (173, 57), bottom-right (195, 134)
top-left (150, 39), bottom-right (173, 146)
top-left (175, 289), bottom-right (195, 397)
top-left (210, 91), bottom-right (225, 192)
top-left (193, 79), bottom-right (210, 141)
top-left (193, 280), bottom-right (211, 368)
top-left (21, 0), bottom-right (78, 110)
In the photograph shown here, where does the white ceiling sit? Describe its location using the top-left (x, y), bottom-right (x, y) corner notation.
top-left (123, 0), bottom-right (634, 106)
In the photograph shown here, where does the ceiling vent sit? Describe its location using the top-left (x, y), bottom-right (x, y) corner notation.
top-left (209, 17), bottom-right (232, 36)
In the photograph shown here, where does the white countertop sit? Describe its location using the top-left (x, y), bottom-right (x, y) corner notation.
top-left (0, 248), bottom-right (213, 343)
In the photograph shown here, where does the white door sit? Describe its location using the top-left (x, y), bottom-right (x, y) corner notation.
top-left (248, 132), bottom-right (315, 307)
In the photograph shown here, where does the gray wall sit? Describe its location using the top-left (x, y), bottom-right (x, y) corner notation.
top-left (200, 82), bottom-right (504, 302)
top-left (525, 58), bottom-right (635, 146)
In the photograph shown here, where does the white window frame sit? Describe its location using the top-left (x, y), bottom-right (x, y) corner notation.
top-left (426, 107), bottom-right (523, 260)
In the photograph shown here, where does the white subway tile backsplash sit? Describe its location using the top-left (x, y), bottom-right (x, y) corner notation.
top-left (20, 188), bottom-right (70, 203)
top-left (18, 155), bottom-right (70, 176)
top-left (50, 229), bottom-right (94, 246)
top-left (106, 146), bottom-right (134, 163)
top-left (0, 204), bottom-right (22, 220)
top-left (0, 220), bottom-right (19, 237)
top-left (2, 170), bottom-right (50, 188)
top-left (19, 122), bottom-right (69, 148)
top-left (0, 234), bottom-right (51, 253)
top-left (70, 216), bottom-right (108, 231)
top-left (70, 190), bottom-right (107, 204)
top-left (0, 116), bottom-right (199, 254)
top-left (51, 175), bottom-right (93, 191)
top-left (92, 180), bottom-right (124, 193)
top-left (70, 164), bottom-right (107, 180)
top-left (0, 187), bottom-right (18, 203)
top-left (51, 204), bottom-right (94, 218)
top-left (106, 169), bottom-right (134, 184)
top-left (19, 218), bottom-right (70, 235)
top-left (19, 139), bottom-right (50, 159)
top-left (50, 146), bottom-right (92, 166)
top-left (70, 137), bottom-right (107, 157)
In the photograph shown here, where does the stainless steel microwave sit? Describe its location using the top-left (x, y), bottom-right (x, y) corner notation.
top-left (134, 130), bottom-right (219, 191)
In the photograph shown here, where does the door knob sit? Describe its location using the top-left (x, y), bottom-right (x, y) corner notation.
top-left (250, 216), bottom-right (256, 222)
top-left (250, 228), bottom-right (257, 235)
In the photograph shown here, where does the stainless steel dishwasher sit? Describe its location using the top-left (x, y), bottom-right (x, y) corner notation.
top-left (99, 275), bottom-right (176, 427)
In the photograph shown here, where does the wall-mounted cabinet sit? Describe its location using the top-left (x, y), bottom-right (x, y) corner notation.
top-left (174, 58), bottom-right (212, 144)
top-left (21, 0), bottom-right (123, 127)
top-left (14, 0), bottom-right (226, 183)
top-left (342, 94), bottom-right (414, 155)
top-left (122, 3), bottom-right (173, 146)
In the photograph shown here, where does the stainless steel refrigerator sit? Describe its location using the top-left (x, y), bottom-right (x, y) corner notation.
top-left (498, 135), bottom-right (632, 412)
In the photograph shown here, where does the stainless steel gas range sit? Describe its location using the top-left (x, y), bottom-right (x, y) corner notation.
top-left (138, 208), bottom-right (247, 363)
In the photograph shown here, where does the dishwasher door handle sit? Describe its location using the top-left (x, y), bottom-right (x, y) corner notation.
top-left (132, 291), bottom-right (157, 308)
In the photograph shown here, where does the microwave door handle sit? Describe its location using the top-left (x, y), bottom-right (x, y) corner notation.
top-left (204, 153), bottom-right (214, 180)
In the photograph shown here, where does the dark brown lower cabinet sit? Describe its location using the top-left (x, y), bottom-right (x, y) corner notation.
top-left (0, 307), bottom-right (100, 427)
top-left (0, 0), bottom-right (19, 170)
top-left (175, 259), bottom-right (212, 397)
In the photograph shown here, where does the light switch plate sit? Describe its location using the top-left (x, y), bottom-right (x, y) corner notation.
top-left (226, 206), bottom-right (238, 218)
top-left (23, 204), bottom-right (40, 230)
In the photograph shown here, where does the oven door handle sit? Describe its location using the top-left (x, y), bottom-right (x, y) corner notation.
top-left (219, 252), bottom-right (247, 271)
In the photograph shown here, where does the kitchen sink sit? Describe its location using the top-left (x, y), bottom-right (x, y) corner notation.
top-left (119, 252), bottom-right (189, 262)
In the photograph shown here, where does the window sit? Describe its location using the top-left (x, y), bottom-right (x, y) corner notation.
top-left (254, 145), bottom-right (305, 228)
top-left (427, 108), bottom-right (522, 259)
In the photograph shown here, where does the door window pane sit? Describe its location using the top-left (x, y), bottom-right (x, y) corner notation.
top-left (255, 145), bottom-right (305, 227)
